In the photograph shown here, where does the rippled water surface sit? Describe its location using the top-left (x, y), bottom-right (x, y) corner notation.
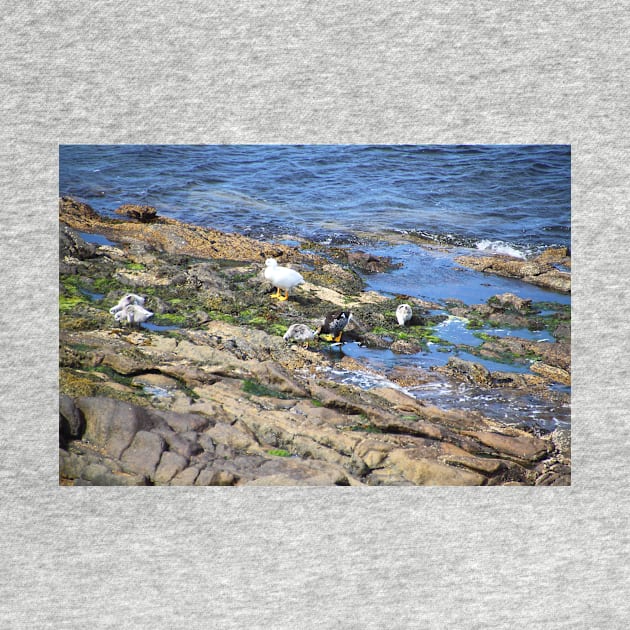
top-left (60, 144), bottom-right (570, 252)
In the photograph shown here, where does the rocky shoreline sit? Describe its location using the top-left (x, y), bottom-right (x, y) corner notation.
top-left (59, 197), bottom-right (571, 486)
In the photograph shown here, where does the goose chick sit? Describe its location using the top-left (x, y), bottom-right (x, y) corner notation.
top-left (109, 293), bottom-right (146, 314)
top-left (396, 303), bottom-right (413, 326)
top-left (317, 310), bottom-right (352, 343)
top-left (283, 323), bottom-right (316, 347)
top-left (114, 304), bottom-right (153, 327)
top-left (264, 258), bottom-right (305, 301)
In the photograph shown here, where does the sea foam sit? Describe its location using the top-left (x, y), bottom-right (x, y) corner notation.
top-left (475, 239), bottom-right (528, 259)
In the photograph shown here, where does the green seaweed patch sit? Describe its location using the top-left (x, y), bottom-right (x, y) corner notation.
top-left (245, 316), bottom-right (268, 326)
top-left (465, 317), bottom-right (486, 330)
top-left (472, 331), bottom-right (496, 342)
top-left (267, 448), bottom-right (291, 457)
top-left (59, 369), bottom-right (151, 406)
top-left (206, 311), bottom-right (237, 324)
top-left (89, 365), bottom-right (136, 387)
top-left (152, 312), bottom-right (188, 326)
top-left (242, 379), bottom-right (290, 399)
top-left (371, 324), bottom-right (444, 345)
top-left (487, 295), bottom-right (535, 314)
top-left (90, 276), bottom-right (123, 294)
top-left (531, 301), bottom-right (571, 314)
top-left (466, 343), bottom-right (542, 366)
top-left (124, 262), bottom-right (146, 271)
top-left (268, 323), bottom-right (287, 336)
top-left (59, 294), bottom-right (88, 312)
top-left (230, 270), bottom-right (258, 284)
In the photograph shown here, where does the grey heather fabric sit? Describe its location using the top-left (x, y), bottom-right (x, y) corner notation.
top-left (1, 1), bottom-right (628, 627)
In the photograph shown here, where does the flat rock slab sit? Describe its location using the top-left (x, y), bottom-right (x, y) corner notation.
top-left (77, 396), bottom-right (163, 459)
top-left (121, 430), bottom-right (165, 479)
top-left (388, 448), bottom-right (486, 486)
top-left (154, 451), bottom-right (188, 484)
top-left (467, 431), bottom-right (550, 462)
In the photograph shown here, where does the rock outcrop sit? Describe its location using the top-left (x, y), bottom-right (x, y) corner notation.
top-left (59, 198), bottom-right (570, 486)
top-left (455, 248), bottom-right (571, 293)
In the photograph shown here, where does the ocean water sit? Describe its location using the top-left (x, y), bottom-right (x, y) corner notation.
top-left (59, 144), bottom-right (570, 253)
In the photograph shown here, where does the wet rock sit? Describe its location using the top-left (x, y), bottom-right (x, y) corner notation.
top-left (535, 247), bottom-right (570, 265)
top-left (553, 322), bottom-right (571, 340)
top-left (455, 252), bottom-right (571, 293)
top-left (535, 464), bottom-right (571, 486)
top-left (131, 373), bottom-right (180, 391)
top-left (59, 448), bottom-right (87, 480)
top-left (304, 263), bottom-right (364, 295)
top-left (386, 365), bottom-right (433, 388)
top-left (114, 204), bottom-right (157, 222)
top-left (390, 339), bottom-right (423, 354)
top-left (59, 225), bottom-right (97, 260)
top-left (441, 357), bottom-right (494, 387)
top-left (488, 292), bottom-right (532, 313)
top-left (530, 362), bottom-right (571, 385)
top-left (360, 332), bottom-right (392, 349)
top-left (59, 197), bottom-right (104, 228)
top-left (60, 195), bottom-right (317, 263)
top-left (551, 427), bottom-right (571, 459)
top-left (345, 250), bottom-right (402, 274)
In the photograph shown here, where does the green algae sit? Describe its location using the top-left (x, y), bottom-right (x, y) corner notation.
top-left (242, 379), bottom-right (290, 399)
top-left (59, 294), bottom-right (88, 312)
top-left (268, 448), bottom-right (291, 457)
top-left (371, 324), bottom-right (444, 346)
top-left (152, 312), bottom-right (188, 326)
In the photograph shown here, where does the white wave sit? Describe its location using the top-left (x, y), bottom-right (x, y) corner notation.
top-left (475, 239), bottom-right (528, 259)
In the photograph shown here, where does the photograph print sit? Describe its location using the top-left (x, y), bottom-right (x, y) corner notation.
top-left (59, 144), bottom-right (570, 486)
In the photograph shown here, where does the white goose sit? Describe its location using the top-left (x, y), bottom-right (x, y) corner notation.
top-left (264, 258), bottom-right (305, 301)
top-left (114, 304), bottom-right (154, 326)
top-left (396, 303), bottom-right (413, 326)
top-left (109, 293), bottom-right (146, 314)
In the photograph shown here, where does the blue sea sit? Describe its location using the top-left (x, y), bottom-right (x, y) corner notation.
top-left (59, 144), bottom-right (570, 251)
top-left (60, 145), bottom-right (571, 428)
